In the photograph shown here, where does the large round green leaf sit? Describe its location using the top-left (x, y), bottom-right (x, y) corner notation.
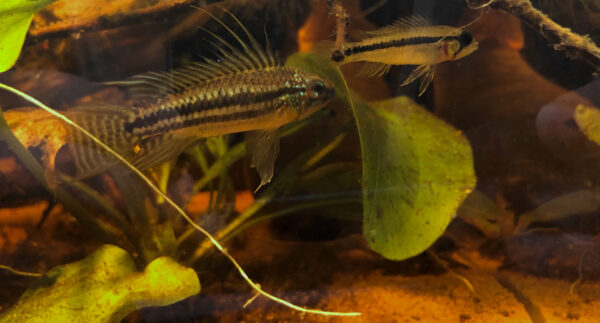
top-left (362, 98), bottom-right (475, 259)
top-left (286, 52), bottom-right (475, 260)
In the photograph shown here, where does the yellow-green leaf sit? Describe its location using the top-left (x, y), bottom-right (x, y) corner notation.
top-left (0, 245), bottom-right (200, 323)
top-left (574, 104), bottom-right (600, 145)
top-left (0, 0), bottom-right (55, 72)
top-left (286, 52), bottom-right (476, 260)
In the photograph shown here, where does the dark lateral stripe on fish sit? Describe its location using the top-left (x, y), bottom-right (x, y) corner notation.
top-left (125, 86), bottom-right (303, 134)
top-left (135, 101), bottom-right (283, 135)
top-left (346, 36), bottom-right (458, 56)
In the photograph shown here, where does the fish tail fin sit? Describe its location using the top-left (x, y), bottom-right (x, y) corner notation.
top-left (64, 103), bottom-right (138, 178)
top-left (312, 40), bottom-right (346, 65)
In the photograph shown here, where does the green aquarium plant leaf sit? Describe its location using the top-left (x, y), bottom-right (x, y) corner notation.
top-left (0, 245), bottom-right (200, 323)
top-left (457, 190), bottom-right (505, 238)
top-left (362, 98), bottom-right (475, 260)
top-left (287, 52), bottom-right (476, 260)
top-left (0, 0), bottom-right (55, 72)
top-left (574, 104), bottom-right (600, 146)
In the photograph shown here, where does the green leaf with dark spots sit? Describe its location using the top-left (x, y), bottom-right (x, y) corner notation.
top-left (0, 245), bottom-right (200, 323)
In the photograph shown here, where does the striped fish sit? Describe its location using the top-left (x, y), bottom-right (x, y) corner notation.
top-left (64, 9), bottom-right (335, 189)
top-left (317, 15), bottom-right (478, 95)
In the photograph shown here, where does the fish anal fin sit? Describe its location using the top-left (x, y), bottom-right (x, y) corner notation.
top-left (131, 134), bottom-right (197, 172)
top-left (245, 129), bottom-right (280, 192)
top-left (366, 15), bottom-right (431, 37)
top-left (401, 65), bottom-right (435, 96)
top-left (358, 61), bottom-right (392, 77)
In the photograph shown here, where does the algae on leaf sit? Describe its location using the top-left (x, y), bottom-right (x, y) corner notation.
top-left (286, 52), bottom-right (476, 260)
top-left (0, 0), bottom-right (55, 72)
top-left (575, 104), bottom-right (600, 146)
top-left (0, 245), bottom-right (200, 323)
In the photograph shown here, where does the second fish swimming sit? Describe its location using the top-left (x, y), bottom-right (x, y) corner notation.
top-left (318, 15), bottom-right (478, 95)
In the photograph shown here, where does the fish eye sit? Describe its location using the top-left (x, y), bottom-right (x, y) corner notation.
top-left (458, 31), bottom-right (473, 47)
top-left (310, 81), bottom-right (325, 95)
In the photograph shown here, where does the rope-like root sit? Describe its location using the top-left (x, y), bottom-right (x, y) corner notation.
top-left (466, 0), bottom-right (600, 69)
top-left (0, 264), bottom-right (43, 277)
top-left (0, 83), bottom-right (361, 317)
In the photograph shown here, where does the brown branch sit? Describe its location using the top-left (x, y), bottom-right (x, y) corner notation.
top-left (467, 0), bottom-right (600, 69)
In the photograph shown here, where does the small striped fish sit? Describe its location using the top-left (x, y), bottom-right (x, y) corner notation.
top-left (317, 15), bottom-right (478, 95)
top-left (64, 10), bottom-right (335, 189)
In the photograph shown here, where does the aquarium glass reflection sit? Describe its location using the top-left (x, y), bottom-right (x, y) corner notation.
top-left (1, 0), bottom-right (600, 321)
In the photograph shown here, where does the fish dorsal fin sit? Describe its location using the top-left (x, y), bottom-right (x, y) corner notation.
top-left (366, 15), bottom-right (431, 37)
top-left (245, 129), bottom-right (280, 192)
top-left (106, 7), bottom-right (277, 105)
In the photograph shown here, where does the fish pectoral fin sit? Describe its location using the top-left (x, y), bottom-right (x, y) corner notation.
top-left (358, 61), bottom-right (392, 77)
top-left (245, 129), bottom-right (280, 192)
top-left (401, 65), bottom-right (435, 96)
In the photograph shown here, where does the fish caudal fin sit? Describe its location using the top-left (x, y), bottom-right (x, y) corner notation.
top-left (245, 129), bottom-right (280, 192)
top-left (312, 40), bottom-right (346, 64)
top-left (64, 103), bottom-right (137, 178)
top-left (401, 65), bottom-right (435, 96)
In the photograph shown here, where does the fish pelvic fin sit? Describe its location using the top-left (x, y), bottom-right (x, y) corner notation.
top-left (106, 7), bottom-right (278, 105)
top-left (358, 61), bottom-right (392, 77)
top-left (245, 129), bottom-right (280, 192)
top-left (401, 65), bottom-right (435, 96)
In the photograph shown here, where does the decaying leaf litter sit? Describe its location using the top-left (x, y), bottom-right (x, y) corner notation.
top-left (1, 0), bottom-right (593, 318)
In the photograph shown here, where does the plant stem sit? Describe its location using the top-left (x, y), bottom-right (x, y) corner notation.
top-left (221, 198), bottom-right (362, 244)
top-left (186, 192), bottom-right (276, 264)
top-left (183, 142), bottom-right (246, 209)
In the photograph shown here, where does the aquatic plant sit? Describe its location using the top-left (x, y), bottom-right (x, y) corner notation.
top-left (288, 52), bottom-right (476, 260)
top-left (0, 0), bottom-right (55, 72)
